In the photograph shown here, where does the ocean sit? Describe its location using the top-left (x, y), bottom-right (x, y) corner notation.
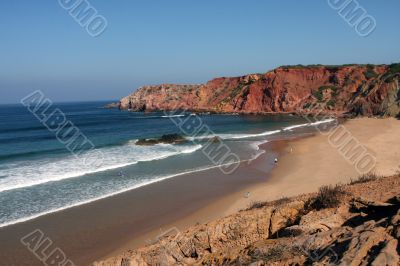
top-left (0, 101), bottom-right (335, 228)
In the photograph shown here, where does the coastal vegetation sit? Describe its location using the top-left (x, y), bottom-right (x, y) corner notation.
top-left (350, 172), bottom-right (380, 185)
top-left (306, 184), bottom-right (346, 210)
top-left (364, 64), bottom-right (379, 79)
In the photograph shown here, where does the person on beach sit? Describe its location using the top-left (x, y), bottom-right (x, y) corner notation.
top-left (274, 158), bottom-right (278, 164)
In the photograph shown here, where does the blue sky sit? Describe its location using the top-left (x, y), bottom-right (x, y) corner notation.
top-left (0, 0), bottom-right (399, 103)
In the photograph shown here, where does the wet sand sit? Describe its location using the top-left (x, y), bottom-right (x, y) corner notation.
top-left (224, 117), bottom-right (400, 215)
top-left (1, 118), bottom-right (399, 266)
top-left (101, 118), bottom-right (400, 263)
top-left (0, 141), bottom-right (284, 266)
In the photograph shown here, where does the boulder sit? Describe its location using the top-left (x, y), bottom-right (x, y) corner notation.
top-left (209, 136), bottom-right (222, 144)
top-left (135, 134), bottom-right (186, 146)
top-left (269, 201), bottom-right (305, 236)
top-left (371, 239), bottom-right (399, 266)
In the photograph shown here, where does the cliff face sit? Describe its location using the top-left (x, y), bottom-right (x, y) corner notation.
top-left (119, 64), bottom-right (400, 117)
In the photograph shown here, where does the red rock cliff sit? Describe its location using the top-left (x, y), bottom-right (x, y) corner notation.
top-left (119, 64), bottom-right (400, 116)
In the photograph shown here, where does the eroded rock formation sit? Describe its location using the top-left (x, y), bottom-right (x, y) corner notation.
top-left (118, 64), bottom-right (400, 117)
top-left (95, 175), bottom-right (400, 266)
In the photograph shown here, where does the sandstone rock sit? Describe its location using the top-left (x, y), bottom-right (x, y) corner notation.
top-left (391, 209), bottom-right (400, 239)
top-left (391, 209), bottom-right (400, 225)
top-left (295, 208), bottom-right (345, 234)
top-left (104, 102), bottom-right (119, 109)
top-left (269, 201), bottom-right (304, 236)
top-left (371, 239), bottom-right (399, 266)
top-left (118, 65), bottom-right (400, 117)
top-left (352, 197), bottom-right (394, 209)
top-left (339, 224), bottom-right (394, 266)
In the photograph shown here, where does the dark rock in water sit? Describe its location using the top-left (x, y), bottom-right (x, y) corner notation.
top-left (135, 139), bottom-right (160, 146)
top-left (104, 102), bottom-right (119, 109)
top-left (209, 136), bottom-right (222, 143)
top-left (135, 134), bottom-right (186, 146)
top-left (159, 134), bottom-right (186, 144)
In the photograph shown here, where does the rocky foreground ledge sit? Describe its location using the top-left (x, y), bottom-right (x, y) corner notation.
top-left (116, 64), bottom-right (400, 117)
top-left (95, 174), bottom-right (400, 265)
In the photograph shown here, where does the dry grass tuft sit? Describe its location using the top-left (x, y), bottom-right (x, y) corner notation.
top-left (246, 197), bottom-right (291, 211)
top-left (307, 185), bottom-right (346, 211)
top-left (350, 172), bottom-right (380, 185)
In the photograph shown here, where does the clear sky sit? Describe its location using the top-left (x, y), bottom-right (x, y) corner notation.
top-left (0, 0), bottom-right (399, 104)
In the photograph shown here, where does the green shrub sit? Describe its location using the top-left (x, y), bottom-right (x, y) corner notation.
top-left (388, 63), bottom-right (400, 74)
top-left (327, 100), bottom-right (336, 108)
top-left (383, 63), bottom-right (400, 83)
top-left (364, 65), bottom-right (378, 79)
top-left (364, 69), bottom-right (378, 79)
top-left (230, 84), bottom-right (245, 98)
top-left (313, 89), bottom-right (324, 102)
top-left (344, 76), bottom-right (352, 86)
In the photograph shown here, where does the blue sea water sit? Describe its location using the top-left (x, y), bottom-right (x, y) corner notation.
top-left (0, 101), bottom-right (335, 227)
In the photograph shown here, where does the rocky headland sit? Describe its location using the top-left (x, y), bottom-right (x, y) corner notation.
top-left (116, 64), bottom-right (400, 117)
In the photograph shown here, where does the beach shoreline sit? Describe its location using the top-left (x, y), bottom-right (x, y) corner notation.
top-left (0, 137), bottom-right (285, 266)
top-left (99, 117), bottom-right (400, 264)
top-left (0, 118), bottom-right (399, 266)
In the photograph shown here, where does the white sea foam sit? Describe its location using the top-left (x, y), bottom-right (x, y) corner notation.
top-left (283, 118), bottom-right (336, 131)
top-left (0, 117), bottom-right (338, 228)
top-left (0, 138), bottom-right (273, 228)
top-left (218, 130), bottom-right (282, 140)
top-left (247, 140), bottom-right (269, 162)
top-left (0, 143), bottom-right (202, 193)
top-left (132, 114), bottom-right (186, 119)
top-left (161, 114), bottom-right (186, 118)
top-left (190, 119), bottom-right (336, 141)
top-left (0, 159), bottom-right (242, 228)
top-left (191, 130), bottom-right (282, 141)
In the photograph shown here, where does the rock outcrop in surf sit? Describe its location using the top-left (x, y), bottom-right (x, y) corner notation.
top-left (135, 134), bottom-right (186, 146)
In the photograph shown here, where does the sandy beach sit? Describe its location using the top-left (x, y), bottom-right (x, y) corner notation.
top-left (0, 118), bottom-right (399, 266)
top-left (95, 117), bottom-right (400, 263)
top-left (223, 117), bottom-right (400, 214)
top-left (2, 1), bottom-right (399, 264)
